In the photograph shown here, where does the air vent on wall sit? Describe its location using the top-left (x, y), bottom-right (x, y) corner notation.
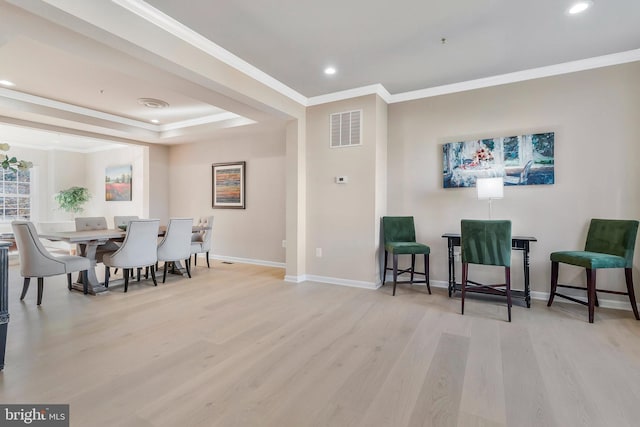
top-left (330, 110), bottom-right (362, 148)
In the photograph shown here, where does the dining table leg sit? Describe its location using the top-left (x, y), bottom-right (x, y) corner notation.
top-left (75, 241), bottom-right (108, 295)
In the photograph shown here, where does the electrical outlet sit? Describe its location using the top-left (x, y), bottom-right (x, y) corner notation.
top-left (315, 248), bottom-right (322, 257)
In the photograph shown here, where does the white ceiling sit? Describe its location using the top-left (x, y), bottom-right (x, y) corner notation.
top-left (0, 0), bottom-right (639, 149)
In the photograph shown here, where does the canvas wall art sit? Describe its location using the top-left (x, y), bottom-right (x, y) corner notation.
top-left (105, 164), bottom-right (132, 201)
top-left (442, 132), bottom-right (554, 188)
top-left (212, 161), bottom-right (245, 209)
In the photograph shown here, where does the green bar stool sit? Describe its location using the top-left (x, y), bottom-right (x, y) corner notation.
top-left (381, 216), bottom-right (431, 296)
top-left (548, 219), bottom-right (640, 323)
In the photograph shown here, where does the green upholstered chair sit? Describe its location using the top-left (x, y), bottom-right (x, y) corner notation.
top-left (382, 216), bottom-right (431, 296)
top-left (461, 219), bottom-right (513, 322)
top-left (547, 219), bottom-right (640, 323)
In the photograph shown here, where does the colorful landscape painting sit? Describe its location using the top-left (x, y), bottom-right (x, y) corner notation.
top-left (442, 132), bottom-right (554, 188)
top-left (212, 161), bottom-right (245, 209)
top-left (105, 165), bottom-right (132, 201)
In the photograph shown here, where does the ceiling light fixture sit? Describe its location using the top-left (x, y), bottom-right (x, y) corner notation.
top-left (0, 80), bottom-right (15, 87)
top-left (137, 98), bottom-right (169, 109)
top-left (150, 119), bottom-right (160, 124)
top-left (567, 1), bottom-right (593, 15)
top-left (324, 66), bottom-right (337, 75)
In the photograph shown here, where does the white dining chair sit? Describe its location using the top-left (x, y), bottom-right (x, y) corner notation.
top-left (12, 221), bottom-right (91, 304)
top-left (191, 216), bottom-right (214, 268)
top-left (103, 219), bottom-right (160, 292)
top-left (157, 218), bottom-right (194, 283)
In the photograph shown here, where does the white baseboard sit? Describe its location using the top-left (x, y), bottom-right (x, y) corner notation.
top-left (284, 275), bottom-right (306, 283)
top-left (304, 274), bottom-right (381, 290)
top-left (199, 254), bottom-right (285, 269)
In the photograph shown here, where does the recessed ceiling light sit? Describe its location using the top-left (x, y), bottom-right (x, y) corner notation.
top-left (324, 66), bottom-right (337, 75)
top-left (137, 98), bottom-right (169, 109)
top-left (568, 1), bottom-right (593, 15)
top-left (0, 80), bottom-right (15, 87)
top-left (150, 119), bottom-right (160, 124)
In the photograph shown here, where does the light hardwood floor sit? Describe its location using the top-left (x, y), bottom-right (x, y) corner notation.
top-left (1, 261), bottom-right (640, 426)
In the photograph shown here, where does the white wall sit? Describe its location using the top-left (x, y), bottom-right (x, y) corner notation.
top-left (169, 128), bottom-right (286, 265)
top-left (305, 95), bottom-right (386, 285)
top-left (387, 62), bottom-right (640, 299)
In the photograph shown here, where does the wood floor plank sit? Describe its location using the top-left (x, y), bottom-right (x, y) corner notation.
top-left (407, 332), bottom-right (470, 427)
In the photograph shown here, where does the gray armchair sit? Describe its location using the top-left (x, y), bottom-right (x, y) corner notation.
top-left (157, 218), bottom-right (194, 283)
top-left (103, 219), bottom-right (160, 292)
top-left (12, 221), bottom-right (91, 304)
top-left (75, 217), bottom-right (120, 262)
top-left (191, 216), bottom-right (213, 268)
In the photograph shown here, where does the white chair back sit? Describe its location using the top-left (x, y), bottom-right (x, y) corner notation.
top-left (75, 217), bottom-right (108, 231)
top-left (11, 221), bottom-right (66, 277)
top-left (192, 216), bottom-right (214, 251)
top-left (104, 219), bottom-right (159, 268)
top-left (114, 216), bottom-right (139, 228)
top-left (158, 218), bottom-right (193, 262)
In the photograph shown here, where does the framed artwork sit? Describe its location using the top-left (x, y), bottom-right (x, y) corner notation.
top-left (105, 164), bottom-right (132, 201)
top-left (442, 132), bottom-right (554, 188)
top-left (212, 161), bottom-right (246, 209)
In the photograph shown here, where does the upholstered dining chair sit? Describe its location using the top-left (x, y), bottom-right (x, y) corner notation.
top-left (113, 216), bottom-right (139, 229)
top-left (11, 221), bottom-right (91, 304)
top-left (75, 217), bottom-right (120, 262)
top-left (381, 216), bottom-right (431, 296)
top-left (191, 216), bottom-right (214, 268)
top-left (157, 218), bottom-right (193, 283)
top-left (547, 219), bottom-right (640, 323)
top-left (103, 219), bottom-right (160, 292)
top-left (461, 219), bottom-right (513, 322)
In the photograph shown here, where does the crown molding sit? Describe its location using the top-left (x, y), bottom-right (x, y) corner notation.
top-left (388, 48), bottom-right (640, 104)
top-left (0, 87), bottom-right (157, 130)
top-left (307, 84), bottom-right (391, 106)
top-left (113, 0), bottom-right (308, 106)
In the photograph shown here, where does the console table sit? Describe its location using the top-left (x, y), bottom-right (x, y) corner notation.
top-left (442, 233), bottom-right (537, 307)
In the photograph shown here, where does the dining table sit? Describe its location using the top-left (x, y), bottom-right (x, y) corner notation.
top-left (39, 225), bottom-right (210, 295)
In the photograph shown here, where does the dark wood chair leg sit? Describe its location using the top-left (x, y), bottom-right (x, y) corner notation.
top-left (37, 277), bottom-right (44, 305)
top-left (506, 266), bottom-right (512, 322)
top-left (124, 269), bottom-right (129, 293)
top-left (150, 265), bottom-right (158, 286)
top-left (20, 277), bottom-right (30, 300)
top-left (392, 253), bottom-right (398, 296)
top-left (586, 268), bottom-right (596, 323)
top-left (163, 262), bottom-right (168, 283)
top-left (206, 252), bottom-right (210, 268)
top-left (425, 253), bottom-right (431, 294)
top-left (114, 268), bottom-right (118, 276)
top-left (461, 263), bottom-right (468, 315)
top-left (410, 254), bottom-right (415, 284)
top-left (145, 267), bottom-right (149, 279)
top-left (585, 269), bottom-right (600, 307)
top-left (105, 267), bottom-right (110, 288)
top-left (382, 250), bottom-right (388, 285)
top-left (67, 273), bottom-right (72, 290)
top-left (137, 268), bottom-right (141, 282)
top-left (194, 254), bottom-right (197, 266)
top-left (186, 258), bottom-right (191, 278)
top-left (82, 271), bottom-right (88, 295)
top-left (625, 268), bottom-right (640, 320)
top-left (547, 261), bottom-right (559, 306)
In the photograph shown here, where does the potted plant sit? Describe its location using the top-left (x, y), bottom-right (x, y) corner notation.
top-left (55, 186), bottom-right (91, 213)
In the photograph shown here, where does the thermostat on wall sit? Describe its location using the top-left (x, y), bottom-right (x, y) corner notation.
top-left (335, 176), bottom-right (348, 184)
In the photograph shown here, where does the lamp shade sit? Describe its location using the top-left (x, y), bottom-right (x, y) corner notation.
top-left (477, 177), bottom-right (504, 200)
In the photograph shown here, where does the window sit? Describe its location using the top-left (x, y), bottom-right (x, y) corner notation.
top-left (0, 168), bottom-right (31, 221)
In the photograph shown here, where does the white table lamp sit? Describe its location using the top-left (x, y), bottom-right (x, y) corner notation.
top-left (477, 177), bottom-right (504, 219)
